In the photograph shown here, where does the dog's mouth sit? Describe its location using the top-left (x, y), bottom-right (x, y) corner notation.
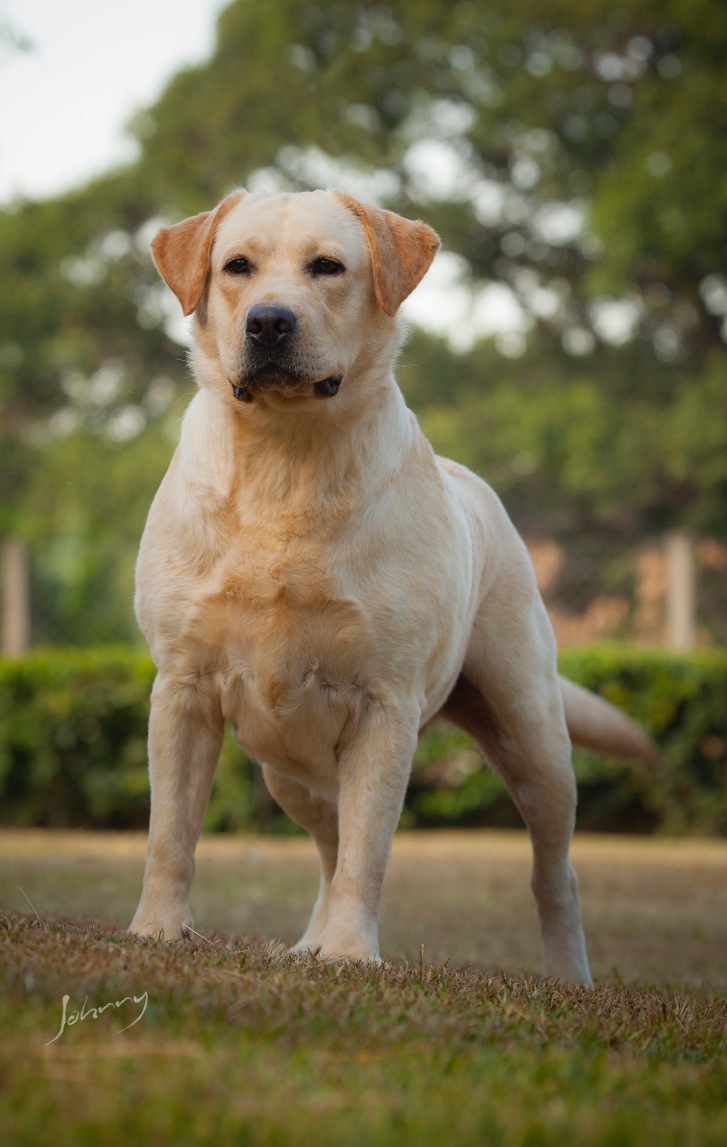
top-left (313, 377), bottom-right (342, 397)
top-left (229, 369), bottom-right (342, 404)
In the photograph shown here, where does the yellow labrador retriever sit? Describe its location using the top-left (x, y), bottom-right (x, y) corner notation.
top-left (130, 189), bottom-right (655, 983)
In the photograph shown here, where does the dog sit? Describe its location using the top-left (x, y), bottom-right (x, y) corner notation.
top-left (129, 188), bottom-right (656, 983)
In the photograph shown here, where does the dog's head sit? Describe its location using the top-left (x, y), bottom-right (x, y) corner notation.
top-left (150, 189), bottom-right (440, 412)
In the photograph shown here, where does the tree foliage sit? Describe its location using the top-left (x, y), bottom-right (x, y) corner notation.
top-left (128, 0), bottom-right (727, 368)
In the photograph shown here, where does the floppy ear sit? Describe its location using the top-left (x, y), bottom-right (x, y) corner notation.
top-left (150, 190), bottom-right (246, 316)
top-left (337, 194), bottom-right (440, 316)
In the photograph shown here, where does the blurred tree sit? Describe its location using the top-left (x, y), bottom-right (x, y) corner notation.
top-left (0, 15), bottom-right (33, 56)
top-left (126, 0), bottom-right (727, 372)
top-left (17, 425), bottom-right (174, 644)
top-left (1, 0), bottom-right (725, 645)
top-left (401, 330), bottom-right (727, 536)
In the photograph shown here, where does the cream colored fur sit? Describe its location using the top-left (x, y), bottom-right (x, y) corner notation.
top-left (129, 189), bottom-right (656, 984)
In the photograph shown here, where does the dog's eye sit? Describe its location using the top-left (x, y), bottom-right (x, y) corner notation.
top-left (310, 257), bottom-right (345, 277)
top-left (224, 257), bottom-right (251, 275)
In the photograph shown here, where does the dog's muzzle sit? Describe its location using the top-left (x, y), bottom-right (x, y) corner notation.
top-left (230, 303), bottom-right (342, 402)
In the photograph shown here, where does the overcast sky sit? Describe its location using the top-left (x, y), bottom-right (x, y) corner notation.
top-left (0, 0), bottom-right (225, 203)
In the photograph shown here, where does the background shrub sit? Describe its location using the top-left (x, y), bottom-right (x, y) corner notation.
top-left (0, 646), bottom-right (725, 834)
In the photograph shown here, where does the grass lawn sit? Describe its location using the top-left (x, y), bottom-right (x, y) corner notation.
top-left (1, 829), bottom-right (726, 1145)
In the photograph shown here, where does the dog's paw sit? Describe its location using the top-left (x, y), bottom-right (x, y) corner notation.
top-left (128, 910), bottom-right (193, 941)
top-left (288, 934), bottom-right (324, 957)
top-left (319, 949), bottom-right (383, 966)
top-left (314, 932), bottom-right (382, 964)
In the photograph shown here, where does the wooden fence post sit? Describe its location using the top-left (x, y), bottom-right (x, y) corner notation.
top-left (665, 531), bottom-right (696, 651)
top-left (1, 538), bottom-right (30, 656)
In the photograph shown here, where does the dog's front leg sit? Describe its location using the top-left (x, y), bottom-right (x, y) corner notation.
top-left (316, 705), bottom-right (417, 962)
top-left (129, 675), bottom-right (224, 940)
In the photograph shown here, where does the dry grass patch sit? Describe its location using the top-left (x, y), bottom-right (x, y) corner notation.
top-left (2, 825), bottom-right (727, 1145)
top-left (1, 829), bottom-right (726, 988)
top-left (1, 910), bottom-right (727, 1147)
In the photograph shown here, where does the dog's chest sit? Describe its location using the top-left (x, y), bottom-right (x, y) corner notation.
top-left (189, 535), bottom-right (377, 785)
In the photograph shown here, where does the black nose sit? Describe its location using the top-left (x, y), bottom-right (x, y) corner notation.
top-left (245, 304), bottom-right (297, 349)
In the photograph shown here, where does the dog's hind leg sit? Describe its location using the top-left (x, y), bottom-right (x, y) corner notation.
top-left (261, 766), bottom-right (338, 953)
top-left (441, 669), bottom-right (592, 984)
top-left (440, 544), bottom-right (592, 984)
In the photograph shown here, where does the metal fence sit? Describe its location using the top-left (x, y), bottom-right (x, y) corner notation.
top-left (2, 530), bottom-right (726, 655)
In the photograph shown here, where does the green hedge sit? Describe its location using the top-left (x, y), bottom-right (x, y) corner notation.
top-left (0, 648), bottom-right (154, 830)
top-left (407, 647), bottom-right (727, 835)
top-left (0, 645), bottom-right (725, 835)
top-left (564, 646), bottom-right (727, 835)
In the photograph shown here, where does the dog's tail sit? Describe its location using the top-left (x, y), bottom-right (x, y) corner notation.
top-left (559, 676), bottom-right (660, 764)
